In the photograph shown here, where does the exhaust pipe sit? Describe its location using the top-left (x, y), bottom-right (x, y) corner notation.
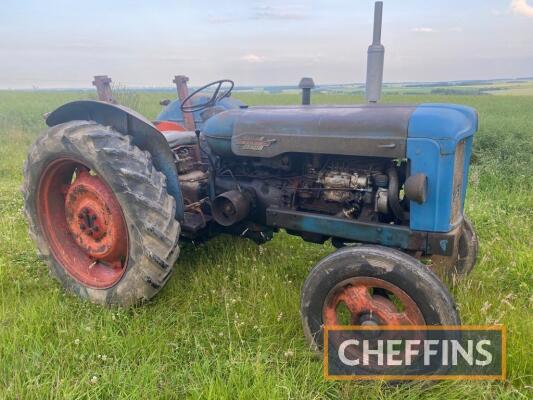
top-left (365, 1), bottom-right (385, 103)
top-left (212, 190), bottom-right (251, 226)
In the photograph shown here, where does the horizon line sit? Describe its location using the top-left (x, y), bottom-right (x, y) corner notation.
top-left (1, 76), bottom-right (532, 91)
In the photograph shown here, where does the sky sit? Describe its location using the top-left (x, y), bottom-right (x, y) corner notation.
top-left (0, 0), bottom-right (532, 89)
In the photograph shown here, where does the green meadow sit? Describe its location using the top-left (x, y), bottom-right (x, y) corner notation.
top-left (0, 90), bottom-right (531, 399)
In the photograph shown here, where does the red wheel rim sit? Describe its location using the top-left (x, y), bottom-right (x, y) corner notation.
top-left (323, 277), bottom-right (425, 327)
top-left (37, 158), bottom-right (128, 288)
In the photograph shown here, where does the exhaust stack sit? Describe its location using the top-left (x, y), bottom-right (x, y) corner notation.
top-left (365, 1), bottom-right (385, 103)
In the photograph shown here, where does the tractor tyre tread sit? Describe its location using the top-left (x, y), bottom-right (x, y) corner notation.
top-left (301, 245), bottom-right (460, 352)
top-left (22, 121), bottom-right (180, 307)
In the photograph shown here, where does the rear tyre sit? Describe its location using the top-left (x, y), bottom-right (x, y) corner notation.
top-left (22, 121), bottom-right (181, 306)
top-left (301, 245), bottom-right (460, 353)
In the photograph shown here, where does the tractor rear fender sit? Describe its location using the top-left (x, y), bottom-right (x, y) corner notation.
top-left (46, 100), bottom-right (184, 221)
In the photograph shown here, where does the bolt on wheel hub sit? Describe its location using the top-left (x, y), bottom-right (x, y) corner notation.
top-left (77, 207), bottom-right (104, 240)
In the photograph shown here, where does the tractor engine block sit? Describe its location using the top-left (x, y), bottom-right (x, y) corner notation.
top-left (317, 168), bottom-right (370, 203)
top-left (211, 154), bottom-right (399, 227)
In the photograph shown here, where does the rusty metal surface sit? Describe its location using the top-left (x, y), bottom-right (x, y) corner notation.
top-left (173, 75), bottom-right (196, 131)
top-left (451, 139), bottom-right (465, 224)
top-left (37, 158), bottom-right (128, 288)
top-left (92, 75), bottom-right (117, 104)
top-left (426, 224), bottom-right (461, 257)
top-left (179, 170), bottom-right (208, 204)
top-left (65, 171), bottom-right (126, 262)
top-left (266, 207), bottom-right (426, 251)
top-left (265, 206), bottom-right (462, 256)
top-left (323, 277), bottom-right (425, 327)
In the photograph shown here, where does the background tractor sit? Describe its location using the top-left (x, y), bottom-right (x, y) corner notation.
top-left (22, 2), bottom-right (478, 358)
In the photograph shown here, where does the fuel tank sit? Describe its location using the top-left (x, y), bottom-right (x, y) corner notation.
top-left (202, 104), bottom-right (416, 159)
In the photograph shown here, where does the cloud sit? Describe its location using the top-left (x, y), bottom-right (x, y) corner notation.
top-left (511, 0), bottom-right (533, 17)
top-left (411, 27), bottom-right (436, 33)
top-left (155, 54), bottom-right (199, 62)
top-left (252, 4), bottom-right (308, 20)
top-left (206, 4), bottom-right (309, 24)
top-left (207, 15), bottom-right (237, 24)
top-left (240, 54), bottom-right (266, 63)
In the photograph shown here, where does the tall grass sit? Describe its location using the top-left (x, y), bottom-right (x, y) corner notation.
top-left (0, 90), bottom-right (531, 399)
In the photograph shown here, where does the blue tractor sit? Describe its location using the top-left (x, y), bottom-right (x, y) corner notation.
top-left (22, 2), bottom-right (477, 358)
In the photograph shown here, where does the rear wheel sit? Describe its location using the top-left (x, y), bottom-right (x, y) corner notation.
top-left (22, 121), bottom-right (181, 306)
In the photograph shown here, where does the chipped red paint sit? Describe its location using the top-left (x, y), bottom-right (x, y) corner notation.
top-left (37, 159), bottom-right (128, 288)
top-left (323, 277), bottom-right (425, 327)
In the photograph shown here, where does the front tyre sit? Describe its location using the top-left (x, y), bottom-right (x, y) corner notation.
top-left (300, 245), bottom-right (460, 352)
top-left (22, 121), bottom-right (181, 306)
top-left (453, 217), bottom-right (479, 276)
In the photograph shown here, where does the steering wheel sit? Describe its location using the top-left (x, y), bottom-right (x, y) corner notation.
top-left (180, 79), bottom-right (234, 113)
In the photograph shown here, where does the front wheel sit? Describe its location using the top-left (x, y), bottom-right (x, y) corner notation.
top-left (453, 217), bottom-right (479, 276)
top-left (300, 245), bottom-right (460, 352)
top-left (428, 217), bottom-right (479, 279)
top-left (22, 121), bottom-right (181, 306)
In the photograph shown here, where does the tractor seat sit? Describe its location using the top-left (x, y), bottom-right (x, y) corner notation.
top-left (163, 131), bottom-right (198, 148)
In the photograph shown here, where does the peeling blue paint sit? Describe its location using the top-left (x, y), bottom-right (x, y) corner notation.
top-left (407, 104), bottom-right (477, 232)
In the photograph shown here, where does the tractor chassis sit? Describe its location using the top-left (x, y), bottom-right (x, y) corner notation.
top-left (265, 207), bottom-right (460, 257)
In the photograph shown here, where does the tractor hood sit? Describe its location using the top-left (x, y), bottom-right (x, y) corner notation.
top-left (202, 103), bottom-right (477, 160)
top-left (203, 104), bottom-right (415, 158)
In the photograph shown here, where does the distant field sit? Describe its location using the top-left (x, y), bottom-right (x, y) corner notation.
top-left (0, 90), bottom-right (532, 399)
top-left (484, 82), bottom-right (533, 96)
top-left (378, 80), bottom-right (533, 96)
top-left (244, 78), bottom-right (533, 97)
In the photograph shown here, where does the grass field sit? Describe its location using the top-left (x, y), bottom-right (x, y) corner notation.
top-left (0, 90), bottom-right (532, 399)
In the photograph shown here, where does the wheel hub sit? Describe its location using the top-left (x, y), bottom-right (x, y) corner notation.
top-left (77, 206), bottom-right (104, 241)
top-left (37, 159), bottom-right (128, 288)
top-left (323, 277), bottom-right (425, 327)
top-left (322, 277), bottom-right (427, 372)
top-left (358, 313), bottom-right (381, 326)
top-left (65, 171), bottom-right (126, 261)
